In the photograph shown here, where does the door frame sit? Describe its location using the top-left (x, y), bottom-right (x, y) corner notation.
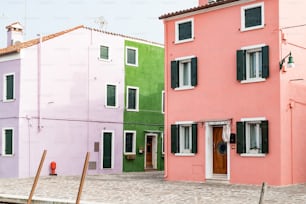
top-left (101, 130), bottom-right (114, 169)
top-left (205, 120), bottom-right (231, 180)
top-left (144, 133), bottom-right (158, 169)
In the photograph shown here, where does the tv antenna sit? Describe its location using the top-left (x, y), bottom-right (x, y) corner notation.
top-left (94, 16), bottom-right (108, 30)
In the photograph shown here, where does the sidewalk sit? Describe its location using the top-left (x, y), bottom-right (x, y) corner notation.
top-left (0, 171), bottom-right (305, 204)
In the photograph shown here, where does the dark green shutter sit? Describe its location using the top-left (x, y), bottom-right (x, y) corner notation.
top-left (237, 50), bottom-right (246, 81)
top-left (236, 122), bottom-right (246, 154)
top-left (107, 85), bottom-right (116, 106)
top-left (245, 6), bottom-right (262, 28)
top-left (261, 120), bottom-right (269, 153)
top-left (6, 75), bottom-right (14, 100)
top-left (171, 124), bottom-right (179, 153)
top-left (191, 124), bottom-right (197, 153)
top-left (178, 21), bottom-right (192, 41)
top-left (5, 129), bottom-right (13, 155)
top-left (128, 88), bottom-right (136, 109)
top-left (262, 46), bottom-right (269, 78)
top-left (103, 132), bottom-right (112, 168)
top-left (191, 57), bottom-right (197, 86)
top-left (100, 46), bottom-right (109, 59)
top-left (171, 61), bottom-right (179, 89)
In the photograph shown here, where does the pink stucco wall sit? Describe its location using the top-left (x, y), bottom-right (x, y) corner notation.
top-left (163, 0), bottom-right (306, 185)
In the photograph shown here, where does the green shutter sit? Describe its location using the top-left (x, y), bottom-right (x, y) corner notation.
top-left (262, 46), bottom-right (269, 78)
top-left (100, 46), bottom-right (109, 59)
top-left (236, 122), bottom-right (246, 154)
top-left (261, 120), bottom-right (269, 153)
top-left (103, 132), bottom-right (112, 168)
top-left (128, 88), bottom-right (136, 109)
top-left (191, 124), bottom-right (197, 153)
top-left (236, 50), bottom-right (246, 81)
top-left (6, 75), bottom-right (14, 100)
top-left (191, 57), bottom-right (197, 86)
top-left (5, 129), bottom-right (13, 155)
top-left (178, 21), bottom-right (192, 41)
top-left (171, 61), bottom-right (179, 89)
top-left (171, 124), bottom-right (179, 153)
top-left (107, 85), bottom-right (116, 106)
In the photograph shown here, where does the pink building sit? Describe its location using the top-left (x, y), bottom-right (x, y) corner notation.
top-left (160, 0), bottom-right (306, 185)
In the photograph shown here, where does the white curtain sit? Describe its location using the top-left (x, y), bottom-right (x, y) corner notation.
top-left (222, 125), bottom-right (230, 142)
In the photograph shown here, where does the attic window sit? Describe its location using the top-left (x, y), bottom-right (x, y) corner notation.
top-left (241, 3), bottom-right (264, 31)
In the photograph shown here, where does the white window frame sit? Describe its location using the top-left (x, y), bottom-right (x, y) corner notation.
top-left (179, 124), bottom-right (192, 154)
top-left (161, 132), bottom-right (164, 154)
top-left (241, 2), bottom-right (265, 32)
top-left (240, 44), bottom-right (266, 83)
top-left (124, 130), bottom-right (136, 155)
top-left (126, 86), bottom-right (139, 112)
top-left (175, 18), bottom-right (194, 44)
top-left (3, 73), bottom-right (15, 102)
top-left (99, 45), bottom-right (110, 61)
top-left (174, 55), bottom-right (195, 90)
top-left (241, 117), bottom-right (266, 157)
top-left (161, 90), bottom-right (165, 114)
top-left (126, 46), bottom-right (138, 67)
top-left (101, 130), bottom-right (114, 169)
top-left (105, 83), bottom-right (118, 108)
top-left (2, 128), bottom-right (14, 156)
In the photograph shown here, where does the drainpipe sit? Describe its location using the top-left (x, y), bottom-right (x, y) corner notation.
top-left (37, 34), bottom-right (42, 132)
top-left (163, 21), bottom-right (168, 179)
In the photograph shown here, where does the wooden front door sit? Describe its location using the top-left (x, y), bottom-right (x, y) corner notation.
top-left (213, 127), bottom-right (227, 174)
top-left (146, 136), bottom-right (153, 168)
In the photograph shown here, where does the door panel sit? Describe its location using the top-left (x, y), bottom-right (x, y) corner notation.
top-left (213, 127), bottom-right (227, 174)
top-left (146, 136), bottom-right (153, 168)
top-left (103, 133), bottom-right (112, 169)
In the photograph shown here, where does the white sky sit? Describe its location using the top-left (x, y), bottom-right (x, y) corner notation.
top-left (0, 0), bottom-right (198, 47)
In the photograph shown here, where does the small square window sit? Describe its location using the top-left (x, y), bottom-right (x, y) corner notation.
top-left (175, 18), bottom-right (194, 43)
top-left (126, 47), bottom-right (138, 66)
top-left (124, 131), bottom-right (136, 155)
top-left (241, 3), bottom-right (264, 31)
top-left (100, 45), bottom-right (109, 60)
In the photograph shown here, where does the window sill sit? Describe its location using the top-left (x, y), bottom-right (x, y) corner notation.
top-left (174, 86), bottom-right (195, 91)
top-left (174, 153), bottom-right (195, 157)
top-left (105, 105), bottom-right (118, 109)
top-left (124, 153), bottom-right (136, 156)
top-left (2, 99), bottom-right (16, 103)
top-left (240, 153), bottom-right (266, 157)
top-left (98, 57), bottom-right (112, 62)
top-left (240, 25), bottom-right (264, 32)
top-left (1, 154), bottom-right (14, 157)
top-left (174, 38), bottom-right (194, 44)
top-left (126, 109), bottom-right (139, 112)
top-left (126, 63), bottom-right (138, 67)
top-left (240, 78), bottom-right (266, 84)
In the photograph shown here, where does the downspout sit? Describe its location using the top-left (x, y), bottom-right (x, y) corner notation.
top-left (37, 34), bottom-right (42, 132)
top-left (163, 21), bottom-right (168, 179)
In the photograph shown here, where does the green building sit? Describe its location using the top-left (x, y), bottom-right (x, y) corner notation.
top-left (123, 40), bottom-right (164, 171)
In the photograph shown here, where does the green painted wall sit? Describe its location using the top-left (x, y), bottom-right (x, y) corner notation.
top-left (123, 40), bottom-right (164, 172)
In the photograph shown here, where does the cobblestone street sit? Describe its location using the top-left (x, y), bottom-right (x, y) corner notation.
top-left (0, 171), bottom-right (305, 204)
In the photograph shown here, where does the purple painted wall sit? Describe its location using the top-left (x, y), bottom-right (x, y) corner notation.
top-left (0, 28), bottom-right (125, 177)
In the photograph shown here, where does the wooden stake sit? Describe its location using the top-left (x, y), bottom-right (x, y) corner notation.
top-left (76, 152), bottom-right (90, 204)
top-left (27, 149), bottom-right (47, 204)
top-left (259, 182), bottom-right (267, 204)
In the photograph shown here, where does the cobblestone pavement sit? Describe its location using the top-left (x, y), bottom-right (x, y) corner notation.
top-left (0, 171), bottom-right (305, 204)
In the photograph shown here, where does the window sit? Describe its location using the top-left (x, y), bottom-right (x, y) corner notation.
top-left (236, 119), bottom-right (269, 155)
top-left (124, 131), bottom-right (136, 155)
top-left (100, 45), bottom-right (109, 60)
top-left (237, 45), bottom-right (269, 82)
top-left (175, 18), bottom-right (194, 43)
top-left (241, 3), bottom-right (264, 31)
top-left (161, 132), bottom-right (164, 154)
top-left (171, 123), bottom-right (197, 154)
top-left (126, 47), bottom-right (138, 66)
top-left (171, 57), bottom-right (197, 89)
top-left (3, 73), bottom-right (14, 101)
top-left (106, 84), bottom-right (117, 108)
top-left (2, 128), bottom-right (13, 156)
top-left (126, 86), bottom-right (139, 111)
top-left (161, 91), bottom-right (165, 114)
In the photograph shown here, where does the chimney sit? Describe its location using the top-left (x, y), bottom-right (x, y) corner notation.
top-left (6, 22), bottom-right (24, 46)
top-left (199, 0), bottom-right (208, 6)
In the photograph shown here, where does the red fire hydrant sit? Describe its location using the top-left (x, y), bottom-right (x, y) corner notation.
top-left (50, 161), bottom-right (57, 176)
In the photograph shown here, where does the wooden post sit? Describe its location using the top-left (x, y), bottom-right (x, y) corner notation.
top-left (259, 182), bottom-right (267, 204)
top-left (76, 152), bottom-right (90, 204)
top-left (27, 149), bottom-right (47, 204)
